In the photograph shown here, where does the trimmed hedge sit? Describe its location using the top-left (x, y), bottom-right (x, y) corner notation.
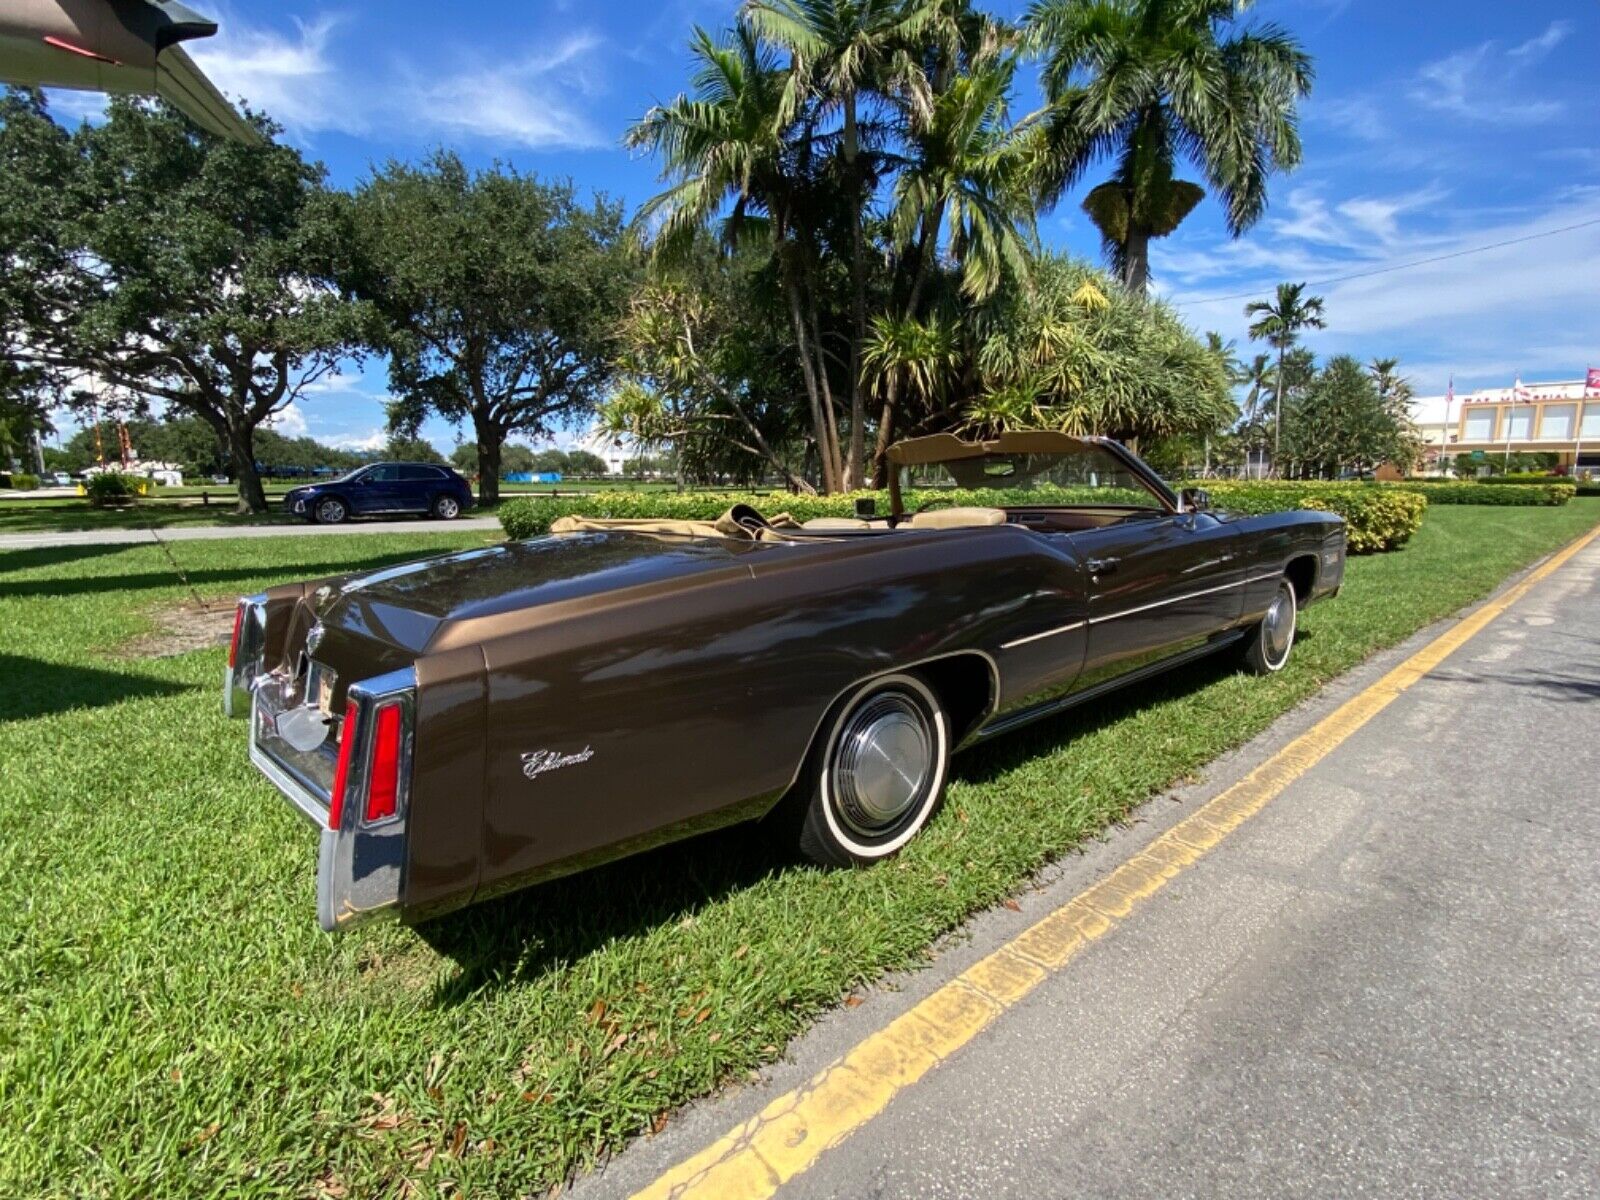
top-left (1199, 481), bottom-right (1425, 554)
top-left (9, 473), bottom-right (39, 491)
top-left (1390, 481), bottom-right (1574, 506)
top-left (501, 478), bottom-right (1422, 556)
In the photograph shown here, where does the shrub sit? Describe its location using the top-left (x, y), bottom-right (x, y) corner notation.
top-left (1393, 481), bottom-right (1572, 506)
top-left (10, 472), bottom-right (39, 490)
top-left (501, 479), bottom-right (1422, 555)
top-left (1200, 481), bottom-right (1426, 554)
top-left (84, 471), bottom-right (141, 508)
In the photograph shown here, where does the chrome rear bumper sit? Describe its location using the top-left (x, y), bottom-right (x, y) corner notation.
top-left (248, 666), bottom-right (416, 932)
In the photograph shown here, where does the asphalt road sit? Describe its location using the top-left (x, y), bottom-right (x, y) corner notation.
top-left (0, 516), bottom-right (504, 550)
top-left (584, 536), bottom-right (1600, 1199)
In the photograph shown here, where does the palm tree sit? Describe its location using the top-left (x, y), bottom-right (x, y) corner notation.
top-left (742, 0), bottom-right (926, 487)
top-left (1367, 356), bottom-right (1414, 415)
top-left (1024, 0), bottom-right (1312, 292)
top-left (627, 22), bottom-right (846, 492)
top-left (1245, 281), bottom-right (1324, 473)
top-left (871, 38), bottom-right (1036, 475)
top-left (1203, 331), bottom-right (1240, 474)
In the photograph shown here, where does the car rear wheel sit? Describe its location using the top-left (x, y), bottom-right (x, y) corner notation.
top-left (1239, 578), bottom-right (1297, 674)
top-left (314, 497), bottom-right (348, 525)
top-left (795, 673), bottom-right (950, 867)
top-left (432, 494), bottom-right (461, 520)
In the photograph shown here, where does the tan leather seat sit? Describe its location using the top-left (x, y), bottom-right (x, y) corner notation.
top-left (802, 517), bottom-right (872, 530)
top-left (902, 506), bottom-right (1006, 530)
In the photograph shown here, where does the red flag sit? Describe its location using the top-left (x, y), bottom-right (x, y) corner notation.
top-left (1586, 367), bottom-right (1600, 394)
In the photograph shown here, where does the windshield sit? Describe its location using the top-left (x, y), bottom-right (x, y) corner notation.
top-left (898, 445), bottom-right (1166, 509)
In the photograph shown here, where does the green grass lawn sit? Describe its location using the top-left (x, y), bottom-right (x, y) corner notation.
top-left (2, 501), bottom-right (1596, 1198)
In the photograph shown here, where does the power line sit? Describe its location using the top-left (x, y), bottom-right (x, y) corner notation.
top-left (1171, 216), bottom-right (1600, 308)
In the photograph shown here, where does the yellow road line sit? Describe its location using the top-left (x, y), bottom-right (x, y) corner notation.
top-left (633, 524), bottom-right (1600, 1200)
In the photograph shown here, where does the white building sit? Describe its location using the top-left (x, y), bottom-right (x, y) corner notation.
top-left (1411, 377), bottom-right (1600, 475)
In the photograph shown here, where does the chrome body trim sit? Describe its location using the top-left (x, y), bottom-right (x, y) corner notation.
top-left (998, 577), bottom-right (1251, 651)
top-left (1087, 576), bottom-right (1250, 624)
top-left (1000, 620), bottom-right (1086, 650)
top-left (222, 592), bottom-right (268, 718)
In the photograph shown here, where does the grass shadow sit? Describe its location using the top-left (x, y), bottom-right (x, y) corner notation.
top-left (418, 820), bottom-right (792, 1008)
top-left (0, 652), bottom-right (194, 722)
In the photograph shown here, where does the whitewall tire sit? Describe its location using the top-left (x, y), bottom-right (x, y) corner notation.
top-left (1239, 578), bottom-right (1297, 674)
top-left (796, 673), bottom-right (950, 867)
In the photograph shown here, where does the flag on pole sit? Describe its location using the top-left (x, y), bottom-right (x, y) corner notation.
top-left (1586, 367), bottom-right (1600, 395)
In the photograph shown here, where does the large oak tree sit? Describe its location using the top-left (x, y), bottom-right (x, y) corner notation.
top-left (338, 152), bottom-right (634, 506)
top-left (1, 90), bottom-right (365, 512)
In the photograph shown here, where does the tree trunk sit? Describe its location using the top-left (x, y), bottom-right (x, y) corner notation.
top-left (783, 274), bottom-right (837, 493)
top-left (806, 298), bottom-right (845, 492)
top-left (474, 415), bottom-right (503, 507)
top-left (225, 411), bottom-right (267, 515)
top-left (1123, 226), bottom-right (1151, 294)
top-left (843, 98), bottom-right (868, 491)
top-left (1272, 347), bottom-right (1285, 478)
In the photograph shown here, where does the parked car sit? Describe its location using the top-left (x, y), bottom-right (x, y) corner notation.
top-left (50, 472), bottom-right (73, 487)
top-left (226, 432), bottom-right (1346, 931)
top-left (281, 463), bottom-right (474, 524)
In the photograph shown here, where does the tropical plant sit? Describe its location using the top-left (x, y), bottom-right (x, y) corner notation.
top-left (1245, 281), bottom-right (1325, 472)
top-left (970, 253), bottom-right (1232, 442)
top-left (627, 21), bottom-right (851, 492)
top-left (629, 4), bottom-right (1040, 491)
top-left (1025, 0), bottom-right (1313, 292)
top-left (1281, 354), bottom-right (1419, 477)
top-left (603, 241), bottom-right (813, 492)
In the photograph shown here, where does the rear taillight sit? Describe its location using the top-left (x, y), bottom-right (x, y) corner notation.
top-left (328, 699), bottom-right (361, 830)
top-left (365, 702), bottom-right (404, 823)
top-left (228, 602), bottom-right (246, 669)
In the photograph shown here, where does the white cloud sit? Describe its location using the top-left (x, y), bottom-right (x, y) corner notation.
top-left (325, 429), bottom-right (387, 452)
top-left (189, 14), bottom-right (361, 135)
top-left (1304, 93), bottom-right (1388, 143)
top-left (1508, 21), bottom-right (1571, 65)
top-left (187, 11), bottom-right (607, 149)
top-left (401, 34), bottom-right (607, 149)
top-left (1409, 25), bottom-right (1567, 125)
top-left (1159, 193), bottom-right (1600, 396)
top-left (263, 403), bottom-right (310, 438)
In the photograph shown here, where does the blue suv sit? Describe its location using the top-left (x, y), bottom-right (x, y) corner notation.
top-left (283, 463), bottom-right (475, 524)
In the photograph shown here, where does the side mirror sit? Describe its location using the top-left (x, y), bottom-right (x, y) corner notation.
top-left (1179, 487), bottom-right (1212, 513)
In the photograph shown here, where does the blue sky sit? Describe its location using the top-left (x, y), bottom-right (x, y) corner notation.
top-left (47, 0), bottom-right (1600, 448)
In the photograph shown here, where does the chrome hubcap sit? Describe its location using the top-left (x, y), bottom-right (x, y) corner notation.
top-left (831, 694), bottom-right (932, 837)
top-left (440, 499), bottom-right (458, 517)
top-left (1263, 588), bottom-right (1295, 664)
top-left (319, 501), bottom-right (342, 521)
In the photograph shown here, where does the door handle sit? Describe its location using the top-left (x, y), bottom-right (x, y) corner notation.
top-left (1086, 556), bottom-right (1120, 576)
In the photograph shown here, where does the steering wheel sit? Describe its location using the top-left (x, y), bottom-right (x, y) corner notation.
top-left (913, 498), bottom-right (955, 515)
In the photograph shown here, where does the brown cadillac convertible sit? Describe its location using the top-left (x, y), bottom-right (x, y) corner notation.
top-left (224, 433), bottom-right (1345, 931)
